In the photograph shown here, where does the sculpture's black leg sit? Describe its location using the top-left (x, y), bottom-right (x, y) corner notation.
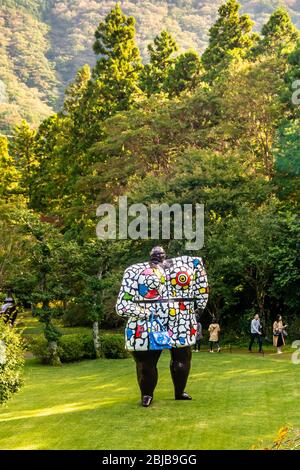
top-left (132, 350), bottom-right (162, 401)
top-left (170, 346), bottom-right (192, 399)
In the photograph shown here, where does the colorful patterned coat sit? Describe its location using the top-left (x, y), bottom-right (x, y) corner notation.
top-left (116, 256), bottom-right (208, 351)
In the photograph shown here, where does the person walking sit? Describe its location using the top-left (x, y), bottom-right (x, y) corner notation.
top-left (273, 315), bottom-right (287, 354)
top-left (194, 320), bottom-right (203, 352)
top-left (208, 318), bottom-right (221, 353)
top-left (248, 313), bottom-right (263, 353)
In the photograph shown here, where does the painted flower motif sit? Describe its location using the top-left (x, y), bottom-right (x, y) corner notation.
top-left (138, 269), bottom-right (162, 299)
top-left (174, 271), bottom-right (191, 287)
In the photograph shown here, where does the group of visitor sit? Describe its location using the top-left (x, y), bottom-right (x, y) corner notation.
top-left (194, 313), bottom-right (288, 354)
top-left (248, 313), bottom-right (288, 354)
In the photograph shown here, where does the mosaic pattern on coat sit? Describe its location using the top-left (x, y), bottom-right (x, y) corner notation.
top-left (116, 256), bottom-right (208, 351)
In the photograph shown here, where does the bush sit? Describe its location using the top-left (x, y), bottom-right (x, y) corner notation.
top-left (101, 334), bottom-right (129, 359)
top-left (31, 333), bottom-right (95, 363)
top-left (0, 321), bottom-right (24, 405)
top-left (62, 304), bottom-right (91, 327)
top-left (288, 316), bottom-right (300, 342)
top-left (30, 332), bottom-right (129, 363)
top-left (29, 336), bottom-right (52, 364)
top-left (58, 334), bottom-right (95, 362)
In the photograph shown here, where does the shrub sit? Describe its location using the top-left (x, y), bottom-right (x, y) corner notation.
top-left (62, 304), bottom-right (91, 327)
top-left (0, 321), bottom-right (24, 405)
top-left (101, 334), bottom-right (129, 359)
top-left (29, 336), bottom-right (52, 364)
top-left (58, 334), bottom-right (95, 362)
top-left (30, 332), bottom-right (129, 363)
top-left (31, 333), bottom-right (95, 363)
top-left (288, 316), bottom-right (300, 342)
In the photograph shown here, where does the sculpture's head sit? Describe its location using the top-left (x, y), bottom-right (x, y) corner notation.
top-left (149, 246), bottom-right (166, 264)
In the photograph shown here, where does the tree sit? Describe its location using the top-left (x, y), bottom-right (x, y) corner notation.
top-left (63, 64), bottom-right (91, 117)
top-left (78, 3), bottom-right (143, 144)
top-left (283, 40), bottom-right (300, 117)
top-left (0, 135), bottom-right (20, 201)
top-left (0, 204), bottom-right (28, 293)
top-left (20, 216), bottom-right (63, 365)
top-left (10, 120), bottom-right (37, 204)
top-left (202, 0), bottom-right (256, 82)
top-left (164, 50), bottom-right (203, 97)
top-left (210, 58), bottom-right (285, 177)
top-left (269, 212), bottom-right (300, 316)
top-left (207, 204), bottom-right (280, 329)
top-left (140, 30), bottom-right (178, 96)
top-left (275, 120), bottom-right (300, 177)
top-left (252, 8), bottom-right (299, 58)
top-left (29, 113), bottom-right (73, 215)
top-left (273, 119), bottom-right (300, 203)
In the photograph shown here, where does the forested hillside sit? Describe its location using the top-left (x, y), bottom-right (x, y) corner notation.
top-left (1, 0), bottom-right (300, 132)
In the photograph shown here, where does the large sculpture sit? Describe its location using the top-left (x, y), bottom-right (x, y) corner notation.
top-left (116, 246), bottom-right (208, 407)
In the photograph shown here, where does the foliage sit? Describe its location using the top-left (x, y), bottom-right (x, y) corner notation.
top-left (252, 7), bottom-right (299, 57)
top-left (31, 332), bottom-right (128, 363)
top-left (62, 303), bottom-right (93, 327)
top-left (10, 120), bottom-right (38, 202)
top-left (100, 334), bottom-right (130, 359)
top-left (253, 426), bottom-right (300, 450)
top-left (78, 3), bottom-right (143, 144)
top-left (30, 332), bottom-right (95, 363)
top-left (0, 320), bottom-right (24, 404)
top-left (164, 50), bottom-right (203, 97)
top-left (275, 119), bottom-right (300, 175)
top-left (202, 0), bottom-right (257, 81)
top-left (140, 30), bottom-right (178, 96)
top-left (0, 135), bottom-right (20, 200)
top-left (58, 334), bottom-right (95, 363)
top-left (1, 1), bottom-right (300, 133)
top-left (1, 2), bottom-right (300, 337)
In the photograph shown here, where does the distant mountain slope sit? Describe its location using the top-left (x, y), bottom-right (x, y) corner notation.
top-left (1, 0), bottom-right (300, 133)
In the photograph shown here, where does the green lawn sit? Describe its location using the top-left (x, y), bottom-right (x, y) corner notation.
top-left (0, 351), bottom-right (299, 450)
top-left (16, 309), bottom-right (121, 338)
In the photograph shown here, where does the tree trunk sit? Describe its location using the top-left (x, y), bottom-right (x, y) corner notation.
top-left (48, 340), bottom-right (61, 366)
top-left (93, 321), bottom-right (101, 358)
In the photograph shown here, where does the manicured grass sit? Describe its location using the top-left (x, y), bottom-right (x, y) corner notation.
top-left (0, 351), bottom-right (299, 450)
top-left (16, 310), bottom-right (121, 338)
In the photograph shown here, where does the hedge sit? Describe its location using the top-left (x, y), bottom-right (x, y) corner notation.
top-left (30, 332), bottom-right (129, 363)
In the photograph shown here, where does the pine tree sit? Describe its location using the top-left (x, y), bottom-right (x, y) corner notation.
top-left (10, 121), bottom-right (37, 204)
top-left (64, 64), bottom-right (91, 116)
top-left (0, 135), bottom-right (20, 201)
top-left (92, 2), bottom-right (142, 106)
top-left (140, 30), bottom-right (178, 97)
top-left (77, 4), bottom-right (142, 145)
top-left (253, 8), bottom-right (299, 57)
top-left (202, 0), bottom-right (256, 82)
top-left (164, 50), bottom-right (203, 97)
